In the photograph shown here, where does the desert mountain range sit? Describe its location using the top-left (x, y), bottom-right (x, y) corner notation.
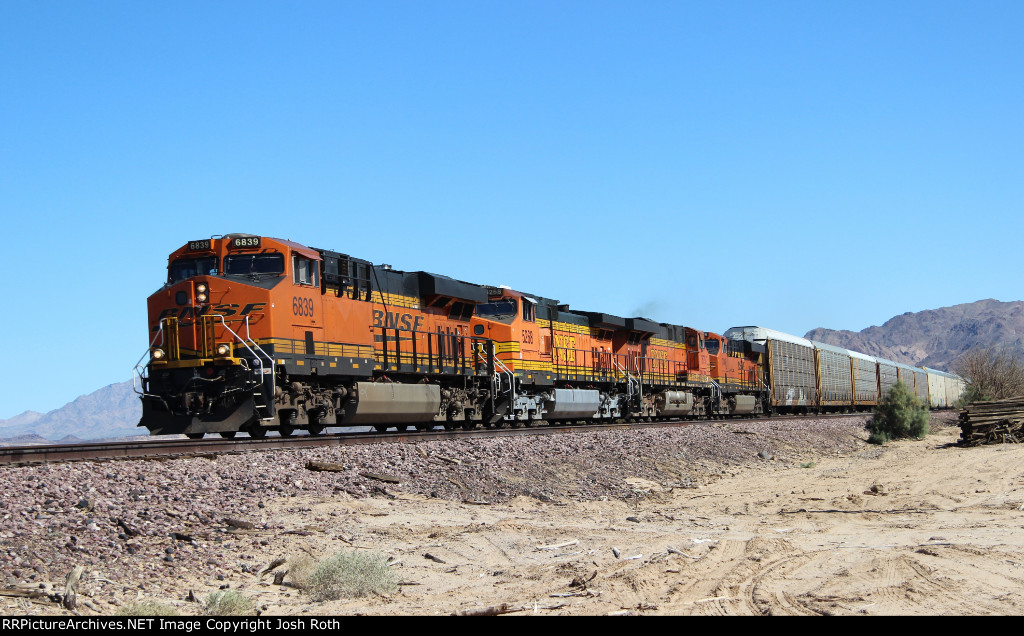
top-left (805, 299), bottom-right (1024, 371)
top-left (2, 299), bottom-right (1020, 442)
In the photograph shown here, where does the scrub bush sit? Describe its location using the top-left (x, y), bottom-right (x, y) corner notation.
top-left (866, 381), bottom-right (929, 445)
top-left (202, 590), bottom-right (255, 616)
top-left (305, 550), bottom-right (398, 601)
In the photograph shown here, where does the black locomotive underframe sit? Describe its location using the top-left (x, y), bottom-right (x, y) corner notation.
top-left (139, 349), bottom-right (769, 436)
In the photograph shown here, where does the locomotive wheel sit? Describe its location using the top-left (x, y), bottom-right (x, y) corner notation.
top-left (279, 425), bottom-right (294, 438)
top-left (186, 433), bottom-right (205, 440)
top-left (374, 425), bottom-right (389, 433)
top-left (219, 431), bottom-right (237, 439)
top-left (248, 427), bottom-right (267, 439)
top-left (461, 421), bottom-right (476, 431)
top-left (307, 426), bottom-right (324, 436)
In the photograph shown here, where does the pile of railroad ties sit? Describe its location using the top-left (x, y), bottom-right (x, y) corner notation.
top-left (958, 398), bottom-right (1024, 446)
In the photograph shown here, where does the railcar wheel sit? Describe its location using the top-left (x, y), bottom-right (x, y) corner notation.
top-left (219, 432), bottom-right (236, 439)
top-left (186, 433), bottom-right (205, 440)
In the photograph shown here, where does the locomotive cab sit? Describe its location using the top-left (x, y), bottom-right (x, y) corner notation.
top-left (138, 235), bottom-right (331, 438)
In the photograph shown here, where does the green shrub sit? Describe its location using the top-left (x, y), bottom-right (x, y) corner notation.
top-left (115, 600), bottom-right (180, 616)
top-left (202, 590), bottom-right (255, 616)
top-left (305, 550), bottom-right (398, 601)
top-left (866, 381), bottom-right (929, 445)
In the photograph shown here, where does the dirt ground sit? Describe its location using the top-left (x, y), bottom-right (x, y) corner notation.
top-left (237, 419), bottom-right (1024, 616)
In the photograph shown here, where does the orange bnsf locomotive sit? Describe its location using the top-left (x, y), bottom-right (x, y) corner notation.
top-left (135, 234), bottom-right (767, 438)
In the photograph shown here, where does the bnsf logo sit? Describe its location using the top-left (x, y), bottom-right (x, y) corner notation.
top-left (152, 303), bottom-right (266, 331)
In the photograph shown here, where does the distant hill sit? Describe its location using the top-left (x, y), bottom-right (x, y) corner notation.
top-left (0, 381), bottom-right (142, 442)
top-left (0, 410), bottom-right (44, 433)
top-left (805, 299), bottom-right (1024, 371)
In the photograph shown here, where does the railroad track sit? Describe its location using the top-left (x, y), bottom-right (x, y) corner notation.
top-left (0, 413), bottom-right (868, 466)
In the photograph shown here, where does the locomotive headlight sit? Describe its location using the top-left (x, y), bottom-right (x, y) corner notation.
top-left (195, 283), bottom-right (209, 303)
top-left (215, 344), bottom-right (231, 357)
top-left (151, 348), bottom-right (166, 361)
top-left (196, 283), bottom-right (208, 293)
top-left (196, 292), bottom-right (208, 303)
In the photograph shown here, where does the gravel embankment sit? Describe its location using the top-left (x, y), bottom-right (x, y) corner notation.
top-left (0, 412), bottom-right (956, 613)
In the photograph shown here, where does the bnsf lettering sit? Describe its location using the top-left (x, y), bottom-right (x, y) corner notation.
top-left (372, 310), bottom-right (425, 331)
top-left (650, 349), bottom-right (669, 360)
top-left (553, 333), bottom-right (577, 363)
top-left (240, 303), bottom-right (266, 315)
top-left (553, 334), bottom-right (576, 350)
top-left (154, 303), bottom-right (264, 324)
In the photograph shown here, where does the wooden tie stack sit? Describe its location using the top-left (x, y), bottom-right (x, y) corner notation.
top-left (958, 398), bottom-right (1024, 446)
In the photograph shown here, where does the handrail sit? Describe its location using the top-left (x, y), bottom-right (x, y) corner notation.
top-left (709, 378), bottom-right (722, 411)
top-left (476, 345), bottom-right (515, 408)
top-left (614, 359), bottom-right (639, 399)
top-left (241, 315), bottom-right (275, 380)
top-left (132, 323), bottom-right (167, 397)
top-left (632, 356), bottom-right (644, 403)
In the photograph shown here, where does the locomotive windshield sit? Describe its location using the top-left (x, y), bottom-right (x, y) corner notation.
top-left (475, 299), bottom-right (518, 322)
top-left (224, 253), bottom-right (285, 277)
top-left (168, 256), bottom-right (218, 283)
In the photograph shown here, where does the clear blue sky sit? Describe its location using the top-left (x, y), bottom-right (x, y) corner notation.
top-left (1, 1), bottom-right (1021, 419)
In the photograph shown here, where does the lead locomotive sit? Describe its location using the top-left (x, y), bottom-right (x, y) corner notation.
top-left (135, 234), bottom-right (766, 438)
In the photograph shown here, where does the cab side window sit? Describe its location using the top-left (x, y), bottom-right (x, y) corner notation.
top-left (292, 254), bottom-right (319, 286)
